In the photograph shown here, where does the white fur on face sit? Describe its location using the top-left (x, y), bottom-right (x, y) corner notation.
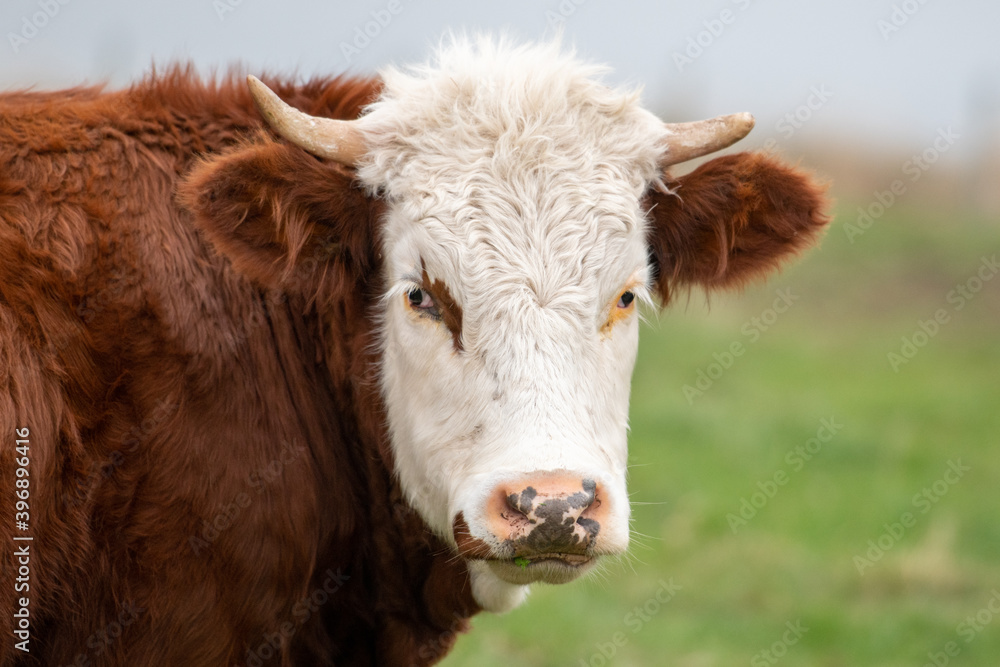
top-left (357, 36), bottom-right (669, 612)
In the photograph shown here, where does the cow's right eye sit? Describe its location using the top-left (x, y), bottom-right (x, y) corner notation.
top-left (407, 288), bottom-right (440, 319)
top-left (408, 288), bottom-right (426, 307)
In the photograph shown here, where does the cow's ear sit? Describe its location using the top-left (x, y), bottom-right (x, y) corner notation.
top-left (178, 137), bottom-right (380, 293)
top-left (645, 152), bottom-right (829, 303)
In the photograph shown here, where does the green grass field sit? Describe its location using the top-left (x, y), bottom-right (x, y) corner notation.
top-left (442, 201), bottom-right (1000, 666)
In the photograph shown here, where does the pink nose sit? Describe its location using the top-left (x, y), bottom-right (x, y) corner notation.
top-left (486, 472), bottom-right (607, 556)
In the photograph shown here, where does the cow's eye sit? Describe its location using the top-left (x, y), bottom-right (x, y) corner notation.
top-left (602, 286), bottom-right (639, 335)
top-left (407, 288), bottom-right (440, 318)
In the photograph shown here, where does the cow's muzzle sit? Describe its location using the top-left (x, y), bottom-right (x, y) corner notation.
top-left (453, 471), bottom-right (613, 584)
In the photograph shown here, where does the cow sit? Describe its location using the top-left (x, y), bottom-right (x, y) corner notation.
top-left (0, 36), bottom-right (828, 666)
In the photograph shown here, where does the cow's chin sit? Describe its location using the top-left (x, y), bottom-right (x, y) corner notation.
top-left (463, 555), bottom-right (599, 613)
top-left (484, 554), bottom-right (597, 585)
top-left (465, 557), bottom-right (596, 613)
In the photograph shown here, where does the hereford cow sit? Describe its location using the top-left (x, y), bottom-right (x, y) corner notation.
top-left (0, 37), bottom-right (828, 665)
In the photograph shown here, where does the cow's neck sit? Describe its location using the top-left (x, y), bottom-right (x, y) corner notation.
top-left (301, 266), bottom-right (480, 665)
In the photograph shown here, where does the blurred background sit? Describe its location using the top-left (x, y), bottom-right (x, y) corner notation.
top-left (3, 1), bottom-right (997, 665)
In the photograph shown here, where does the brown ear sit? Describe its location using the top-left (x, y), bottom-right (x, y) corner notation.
top-left (645, 152), bottom-right (829, 303)
top-left (178, 136), bottom-right (381, 295)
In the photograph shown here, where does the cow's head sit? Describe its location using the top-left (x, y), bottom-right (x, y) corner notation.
top-left (183, 38), bottom-right (828, 613)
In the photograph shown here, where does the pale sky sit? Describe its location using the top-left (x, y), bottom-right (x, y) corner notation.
top-left (2, 0), bottom-right (999, 155)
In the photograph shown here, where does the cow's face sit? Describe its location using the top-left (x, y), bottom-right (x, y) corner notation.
top-left (184, 37), bottom-right (828, 614)
top-left (353, 43), bottom-right (669, 610)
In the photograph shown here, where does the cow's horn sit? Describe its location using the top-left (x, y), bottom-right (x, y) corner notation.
top-left (660, 112), bottom-right (755, 167)
top-left (246, 75), bottom-right (366, 165)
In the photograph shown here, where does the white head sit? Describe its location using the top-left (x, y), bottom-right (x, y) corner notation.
top-left (242, 35), bottom-right (824, 614)
top-left (361, 39), bottom-right (663, 611)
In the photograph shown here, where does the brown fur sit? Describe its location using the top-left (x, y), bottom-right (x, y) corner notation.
top-left (645, 152), bottom-right (830, 303)
top-left (0, 69), bottom-right (476, 667)
top-left (0, 66), bottom-right (828, 666)
top-left (419, 270), bottom-right (464, 352)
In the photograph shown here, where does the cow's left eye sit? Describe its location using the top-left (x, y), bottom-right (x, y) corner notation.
top-left (407, 288), bottom-right (440, 318)
top-left (617, 291), bottom-right (635, 308)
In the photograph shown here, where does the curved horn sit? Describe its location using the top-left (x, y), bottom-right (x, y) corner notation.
top-left (660, 112), bottom-right (755, 167)
top-left (246, 75), bottom-right (366, 165)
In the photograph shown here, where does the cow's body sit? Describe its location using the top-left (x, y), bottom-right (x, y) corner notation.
top-left (1, 37), bottom-right (828, 666)
top-left (0, 75), bottom-right (474, 666)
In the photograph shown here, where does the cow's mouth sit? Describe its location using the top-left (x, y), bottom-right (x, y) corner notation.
top-left (453, 511), bottom-right (601, 584)
top-left (484, 553), bottom-right (596, 585)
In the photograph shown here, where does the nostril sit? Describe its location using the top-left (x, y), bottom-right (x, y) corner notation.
top-left (566, 478), bottom-right (597, 514)
top-left (506, 486), bottom-right (538, 518)
top-left (576, 516), bottom-right (600, 540)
